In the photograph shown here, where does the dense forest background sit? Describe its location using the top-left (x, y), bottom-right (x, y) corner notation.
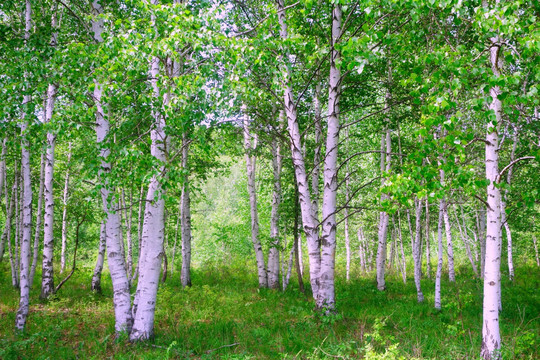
top-left (0, 0), bottom-right (539, 359)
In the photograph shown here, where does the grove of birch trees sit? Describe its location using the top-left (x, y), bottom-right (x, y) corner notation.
top-left (0, 0), bottom-right (539, 359)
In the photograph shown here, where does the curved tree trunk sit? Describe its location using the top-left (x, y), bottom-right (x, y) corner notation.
top-left (92, 0), bottom-right (133, 335)
top-left (130, 25), bottom-right (169, 338)
top-left (276, 0), bottom-right (320, 302)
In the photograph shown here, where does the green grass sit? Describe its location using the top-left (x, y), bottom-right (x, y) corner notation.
top-left (0, 261), bottom-right (538, 359)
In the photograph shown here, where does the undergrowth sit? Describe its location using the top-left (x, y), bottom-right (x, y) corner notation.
top-left (0, 261), bottom-right (538, 359)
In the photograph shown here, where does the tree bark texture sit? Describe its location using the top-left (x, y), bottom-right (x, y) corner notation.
top-left (180, 133), bottom-right (192, 288)
top-left (242, 109), bottom-right (268, 288)
top-left (92, 0), bottom-right (133, 335)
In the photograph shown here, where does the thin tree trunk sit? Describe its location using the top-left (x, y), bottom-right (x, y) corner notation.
top-left (358, 228), bottom-right (366, 273)
top-left (397, 213), bottom-right (406, 284)
top-left (441, 198), bottom-right (455, 282)
top-left (6, 181), bottom-right (17, 287)
top-left (15, 1), bottom-right (33, 331)
top-left (91, 221), bottom-right (107, 292)
top-left (242, 108), bottom-right (267, 288)
top-left (425, 199), bottom-right (431, 279)
top-left (413, 198), bottom-right (424, 303)
top-left (133, 183), bottom-right (144, 282)
top-left (344, 129), bottom-right (351, 281)
top-left (501, 130), bottom-right (517, 281)
top-left (293, 184), bottom-right (305, 294)
top-left (477, 207), bottom-right (487, 276)
top-left (60, 143), bottom-right (72, 274)
top-left (454, 205), bottom-right (478, 276)
top-left (0, 176), bottom-right (13, 262)
top-left (180, 133), bottom-right (192, 288)
top-left (121, 189), bottom-right (134, 282)
top-left (92, 0), bottom-right (133, 334)
top-left (268, 115), bottom-right (283, 289)
top-left (171, 202), bottom-right (180, 275)
top-left (54, 216), bottom-right (84, 294)
top-left (276, 0), bottom-right (320, 302)
top-left (435, 206), bottom-right (444, 310)
top-left (376, 131), bottom-right (390, 291)
top-left (29, 153), bottom-right (44, 287)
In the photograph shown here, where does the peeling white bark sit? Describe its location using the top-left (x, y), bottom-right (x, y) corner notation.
top-left (15, 0), bottom-right (33, 332)
top-left (92, 0), bottom-right (133, 334)
top-left (481, 28), bottom-right (503, 359)
top-left (130, 17), bottom-right (169, 337)
top-left (318, 2), bottom-right (342, 312)
top-left (276, 0), bottom-right (320, 301)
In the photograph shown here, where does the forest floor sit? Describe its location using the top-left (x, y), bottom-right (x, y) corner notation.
top-left (0, 261), bottom-right (538, 359)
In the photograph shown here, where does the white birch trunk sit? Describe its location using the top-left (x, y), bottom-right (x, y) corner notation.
top-left (29, 152), bottom-right (44, 287)
top-left (92, 0), bottom-right (133, 334)
top-left (454, 205), bottom-right (478, 276)
top-left (435, 205), bottom-right (444, 310)
top-left (501, 131), bottom-right (516, 281)
top-left (171, 203), bottom-right (180, 275)
top-left (413, 198), bottom-right (424, 303)
top-left (40, 2), bottom-right (59, 300)
top-left (478, 208), bottom-right (487, 276)
top-left (441, 199), bottom-right (455, 282)
top-left (425, 199), bottom-right (431, 279)
top-left (130, 24), bottom-right (169, 337)
top-left (180, 133), bottom-right (192, 288)
top-left (17, 102), bottom-right (32, 327)
top-left (91, 221), bottom-right (107, 292)
top-left (243, 109), bottom-right (267, 288)
top-left (376, 129), bottom-right (391, 290)
top-left (40, 83), bottom-right (57, 299)
top-left (318, 2), bottom-right (342, 311)
top-left (481, 27), bottom-right (503, 360)
top-left (60, 144), bottom-right (72, 273)
top-left (397, 213), bottom-right (407, 283)
top-left (358, 228), bottom-right (366, 273)
top-left (0, 172), bottom-right (12, 262)
top-left (268, 117), bottom-right (283, 289)
top-left (276, 0), bottom-right (320, 301)
top-left (6, 182), bottom-right (17, 287)
top-left (344, 129), bottom-right (351, 281)
top-left (121, 189), bottom-right (134, 280)
top-left (15, 0), bottom-right (33, 332)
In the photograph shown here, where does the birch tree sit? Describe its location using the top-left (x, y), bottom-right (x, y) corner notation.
top-left (92, 0), bottom-right (133, 334)
top-left (15, 0), bottom-right (33, 332)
